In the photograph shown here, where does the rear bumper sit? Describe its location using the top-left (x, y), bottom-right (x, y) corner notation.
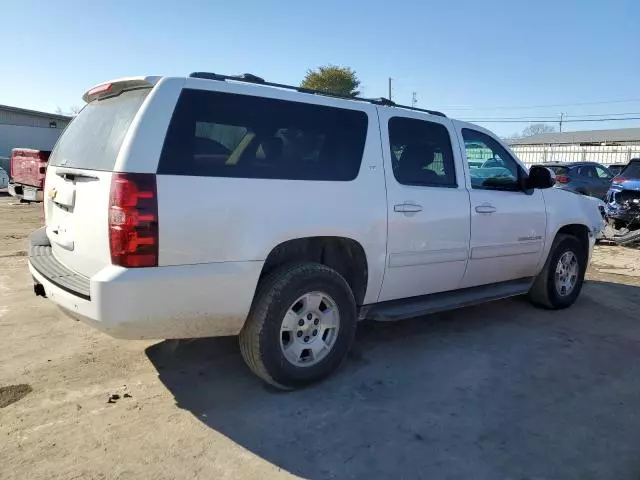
top-left (8, 182), bottom-right (43, 201)
top-left (28, 230), bottom-right (263, 339)
top-left (7, 182), bottom-right (21, 198)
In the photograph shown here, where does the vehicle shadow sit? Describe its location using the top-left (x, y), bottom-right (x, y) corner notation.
top-left (146, 281), bottom-right (640, 479)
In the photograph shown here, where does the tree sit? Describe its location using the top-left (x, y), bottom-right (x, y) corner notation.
top-left (300, 65), bottom-right (361, 97)
top-left (522, 123), bottom-right (555, 137)
top-left (55, 105), bottom-right (82, 116)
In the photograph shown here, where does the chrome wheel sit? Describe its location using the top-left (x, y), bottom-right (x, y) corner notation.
top-left (555, 250), bottom-right (579, 297)
top-left (279, 292), bottom-right (340, 367)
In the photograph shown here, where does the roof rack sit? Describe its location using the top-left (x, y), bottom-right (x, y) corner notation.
top-left (188, 72), bottom-right (446, 117)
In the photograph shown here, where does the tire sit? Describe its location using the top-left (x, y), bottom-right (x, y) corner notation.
top-left (528, 234), bottom-right (587, 309)
top-left (239, 262), bottom-right (357, 389)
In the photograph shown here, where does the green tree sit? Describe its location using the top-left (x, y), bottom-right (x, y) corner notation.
top-left (301, 65), bottom-right (361, 97)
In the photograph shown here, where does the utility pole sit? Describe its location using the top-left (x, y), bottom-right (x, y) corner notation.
top-left (559, 112), bottom-right (565, 133)
top-left (388, 78), bottom-right (392, 101)
top-left (412, 92), bottom-right (417, 107)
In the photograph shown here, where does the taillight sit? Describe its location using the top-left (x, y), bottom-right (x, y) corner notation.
top-left (556, 175), bottom-right (570, 184)
top-left (108, 173), bottom-right (158, 268)
top-left (613, 177), bottom-right (627, 184)
top-left (87, 83), bottom-right (112, 97)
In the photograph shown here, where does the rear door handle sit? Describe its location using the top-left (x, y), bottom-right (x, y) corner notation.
top-left (394, 202), bottom-right (423, 213)
top-left (475, 205), bottom-right (497, 214)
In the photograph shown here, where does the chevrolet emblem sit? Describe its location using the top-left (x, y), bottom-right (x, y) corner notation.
top-left (48, 187), bottom-right (57, 200)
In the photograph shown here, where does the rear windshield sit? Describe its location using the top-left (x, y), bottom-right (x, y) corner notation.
top-left (621, 161), bottom-right (640, 178)
top-left (158, 89), bottom-right (368, 181)
top-left (49, 88), bottom-right (150, 171)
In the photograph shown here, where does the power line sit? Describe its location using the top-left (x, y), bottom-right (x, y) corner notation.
top-left (465, 117), bottom-right (640, 123)
top-left (465, 112), bottom-right (640, 121)
top-left (441, 98), bottom-right (640, 111)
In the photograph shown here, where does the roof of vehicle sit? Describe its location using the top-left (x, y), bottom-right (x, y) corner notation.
top-left (84, 72), bottom-right (449, 119)
top-left (186, 72), bottom-right (448, 117)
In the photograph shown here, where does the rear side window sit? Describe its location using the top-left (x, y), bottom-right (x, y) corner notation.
top-left (158, 89), bottom-right (368, 181)
top-left (388, 117), bottom-right (456, 187)
top-left (621, 161), bottom-right (640, 178)
top-left (49, 89), bottom-right (150, 171)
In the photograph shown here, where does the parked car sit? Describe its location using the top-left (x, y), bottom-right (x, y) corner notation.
top-left (28, 72), bottom-right (604, 389)
top-left (0, 166), bottom-right (9, 189)
top-left (605, 158), bottom-right (640, 227)
top-left (607, 163), bottom-right (627, 177)
top-left (540, 161), bottom-right (613, 199)
top-left (7, 148), bottom-right (51, 201)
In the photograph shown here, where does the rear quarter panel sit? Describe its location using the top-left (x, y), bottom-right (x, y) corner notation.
top-left (142, 80), bottom-right (388, 305)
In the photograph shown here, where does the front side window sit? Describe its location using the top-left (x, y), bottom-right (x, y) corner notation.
top-left (158, 89), bottom-right (368, 181)
top-left (462, 128), bottom-right (521, 190)
top-left (388, 117), bottom-right (456, 187)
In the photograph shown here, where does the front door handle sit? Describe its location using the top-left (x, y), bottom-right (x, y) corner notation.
top-left (394, 202), bottom-right (423, 213)
top-left (475, 205), bottom-right (497, 214)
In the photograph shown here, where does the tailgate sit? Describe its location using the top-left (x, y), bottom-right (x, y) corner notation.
top-left (45, 166), bottom-right (113, 277)
top-left (44, 87), bottom-right (151, 278)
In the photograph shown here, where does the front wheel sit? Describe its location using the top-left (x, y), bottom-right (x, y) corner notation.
top-left (529, 234), bottom-right (587, 309)
top-left (239, 262), bottom-right (357, 389)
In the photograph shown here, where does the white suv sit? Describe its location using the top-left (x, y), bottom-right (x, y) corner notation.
top-left (29, 73), bottom-right (604, 389)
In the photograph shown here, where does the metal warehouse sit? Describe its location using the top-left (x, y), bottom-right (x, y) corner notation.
top-left (509, 127), bottom-right (640, 167)
top-left (0, 104), bottom-right (71, 172)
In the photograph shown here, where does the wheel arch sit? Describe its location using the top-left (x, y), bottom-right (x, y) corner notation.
top-left (556, 223), bottom-right (590, 256)
top-left (259, 236), bottom-right (369, 306)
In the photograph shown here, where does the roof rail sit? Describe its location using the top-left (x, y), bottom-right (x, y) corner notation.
top-left (188, 71), bottom-right (446, 117)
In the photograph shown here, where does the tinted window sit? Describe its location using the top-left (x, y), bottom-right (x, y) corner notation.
top-left (49, 89), bottom-right (150, 171)
top-left (388, 117), bottom-right (456, 187)
top-left (621, 161), bottom-right (640, 178)
top-left (158, 89), bottom-right (368, 181)
top-left (462, 129), bottom-right (521, 190)
top-left (577, 165), bottom-right (597, 178)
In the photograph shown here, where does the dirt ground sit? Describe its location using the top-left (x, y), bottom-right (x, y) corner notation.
top-left (2, 192), bottom-right (640, 480)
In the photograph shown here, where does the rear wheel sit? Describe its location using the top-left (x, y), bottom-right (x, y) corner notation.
top-left (529, 234), bottom-right (587, 309)
top-left (239, 262), bottom-right (357, 389)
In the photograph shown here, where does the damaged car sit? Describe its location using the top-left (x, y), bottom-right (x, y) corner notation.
top-left (602, 159), bottom-right (640, 245)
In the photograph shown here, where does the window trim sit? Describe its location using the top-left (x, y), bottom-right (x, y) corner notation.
top-left (388, 116), bottom-right (458, 189)
top-left (461, 128), bottom-right (526, 192)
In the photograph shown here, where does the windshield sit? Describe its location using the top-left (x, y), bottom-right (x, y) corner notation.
top-left (49, 88), bottom-right (150, 171)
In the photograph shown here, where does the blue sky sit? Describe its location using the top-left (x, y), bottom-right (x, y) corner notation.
top-left (1, 0), bottom-right (638, 136)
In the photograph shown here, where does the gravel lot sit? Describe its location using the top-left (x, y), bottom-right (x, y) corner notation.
top-left (2, 192), bottom-right (640, 480)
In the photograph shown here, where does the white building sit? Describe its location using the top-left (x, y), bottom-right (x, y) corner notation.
top-left (0, 104), bottom-right (72, 172)
top-left (509, 127), bottom-right (640, 167)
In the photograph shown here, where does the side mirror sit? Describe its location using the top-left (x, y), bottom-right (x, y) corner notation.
top-left (525, 165), bottom-right (555, 190)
